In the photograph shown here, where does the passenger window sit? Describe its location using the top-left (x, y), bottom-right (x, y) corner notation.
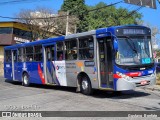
top-left (13, 51), bottom-right (17, 62)
top-left (79, 36), bottom-right (94, 60)
top-left (5, 50), bottom-right (11, 62)
top-left (34, 46), bottom-right (42, 61)
top-left (57, 42), bottom-right (64, 61)
top-left (65, 39), bottom-right (77, 60)
top-left (18, 48), bottom-right (25, 62)
top-left (46, 46), bottom-right (54, 61)
top-left (26, 47), bottom-right (34, 62)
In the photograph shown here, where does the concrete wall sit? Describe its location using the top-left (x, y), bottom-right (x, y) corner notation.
top-left (0, 46), bottom-right (4, 76)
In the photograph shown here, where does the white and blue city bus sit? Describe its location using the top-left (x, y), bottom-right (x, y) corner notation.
top-left (4, 25), bottom-right (156, 95)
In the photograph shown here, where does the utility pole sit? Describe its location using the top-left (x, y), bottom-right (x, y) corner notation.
top-left (74, 24), bottom-right (77, 33)
top-left (66, 11), bottom-right (69, 35)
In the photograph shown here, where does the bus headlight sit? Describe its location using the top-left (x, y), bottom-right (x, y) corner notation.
top-left (116, 72), bottom-right (130, 80)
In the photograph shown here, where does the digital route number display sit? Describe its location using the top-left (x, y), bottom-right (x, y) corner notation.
top-left (123, 29), bottom-right (145, 35)
top-left (115, 27), bottom-right (151, 36)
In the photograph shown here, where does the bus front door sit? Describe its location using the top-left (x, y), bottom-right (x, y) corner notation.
top-left (11, 50), bottom-right (18, 81)
top-left (98, 38), bottom-right (113, 88)
top-left (43, 45), bottom-right (59, 85)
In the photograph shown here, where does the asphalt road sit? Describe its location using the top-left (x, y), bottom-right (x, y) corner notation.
top-left (0, 77), bottom-right (160, 119)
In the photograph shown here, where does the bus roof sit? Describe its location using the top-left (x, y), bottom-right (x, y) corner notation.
top-left (4, 25), bottom-right (149, 50)
top-left (106, 25), bottom-right (150, 31)
top-left (65, 25), bottom-right (149, 39)
top-left (4, 36), bottom-right (64, 50)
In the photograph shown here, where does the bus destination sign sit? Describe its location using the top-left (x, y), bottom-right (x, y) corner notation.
top-left (115, 27), bottom-right (151, 36)
top-left (123, 29), bottom-right (145, 35)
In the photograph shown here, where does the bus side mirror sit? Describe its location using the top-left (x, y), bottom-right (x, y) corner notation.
top-left (114, 39), bottom-right (118, 51)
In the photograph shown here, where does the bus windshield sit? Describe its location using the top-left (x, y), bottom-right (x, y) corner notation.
top-left (115, 37), bottom-right (154, 66)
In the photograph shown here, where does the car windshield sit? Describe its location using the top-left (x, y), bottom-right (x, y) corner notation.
top-left (115, 37), bottom-right (154, 66)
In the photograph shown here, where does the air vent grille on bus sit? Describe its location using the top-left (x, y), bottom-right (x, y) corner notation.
top-left (127, 65), bottom-right (153, 71)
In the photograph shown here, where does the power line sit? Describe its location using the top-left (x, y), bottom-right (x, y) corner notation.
top-left (112, 1), bottom-right (142, 26)
top-left (0, 0), bottom-right (144, 29)
top-left (119, 0), bottom-right (152, 23)
top-left (0, 0), bottom-right (49, 5)
top-left (0, 1), bottom-right (123, 20)
top-left (87, 1), bottom-right (123, 12)
top-left (110, 0), bottom-right (152, 27)
top-left (118, 2), bottom-right (141, 17)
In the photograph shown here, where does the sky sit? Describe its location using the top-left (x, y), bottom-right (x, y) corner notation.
top-left (0, 0), bottom-right (160, 32)
top-left (0, 0), bottom-right (159, 26)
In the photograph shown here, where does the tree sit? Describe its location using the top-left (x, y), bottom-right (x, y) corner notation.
top-left (60, 0), bottom-right (89, 32)
top-left (87, 2), bottom-right (142, 30)
top-left (16, 7), bottom-right (77, 41)
top-left (56, 11), bottom-right (78, 35)
top-left (142, 23), bottom-right (160, 50)
top-left (16, 7), bottom-right (61, 41)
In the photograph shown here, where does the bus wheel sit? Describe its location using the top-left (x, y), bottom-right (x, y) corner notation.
top-left (80, 76), bottom-right (92, 95)
top-left (22, 73), bottom-right (30, 87)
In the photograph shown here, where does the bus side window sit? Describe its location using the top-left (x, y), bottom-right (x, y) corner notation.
top-left (13, 51), bottom-right (17, 62)
top-left (5, 50), bottom-right (11, 62)
top-left (57, 42), bottom-right (64, 61)
top-left (79, 36), bottom-right (94, 60)
top-left (46, 46), bottom-right (54, 61)
top-left (65, 39), bottom-right (77, 60)
top-left (34, 46), bottom-right (42, 62)
top-left (26, 46), bottom-right (34, 62)
top-left (46, 47), bottom-right (51, 60)
top-left (18, 48), bottom-right (24, 62)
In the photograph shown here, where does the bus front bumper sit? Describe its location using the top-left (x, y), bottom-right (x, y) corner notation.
top-left (116, 74), bottom-right (156, 91)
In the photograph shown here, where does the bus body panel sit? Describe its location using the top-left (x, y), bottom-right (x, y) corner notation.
top-left (29, 62), bottom-right (44, 84)
top-left (4, 62), bottom-right (12, 80)
top-left (54, 60), bottom-right (67, 86)
top-left (17, 62), bottom-right (42, 84)
top-left (65, 60), bottom-right (98, 88)
top-left (15, 62), bottom-right (22, 81)
top-left (3, 25), bottom-right (156, 92)
top-left (113, 65), bottom-right (156, 90)
top-left (116, 75), bottom-right (156, 91)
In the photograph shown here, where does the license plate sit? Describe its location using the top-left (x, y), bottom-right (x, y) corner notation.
top-left (140, 80), bottom-right (147, 85)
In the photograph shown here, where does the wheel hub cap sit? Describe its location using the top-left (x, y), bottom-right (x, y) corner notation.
top-left (24, 76), bottom-right (28, 85)
top-left (82, 80), bottom-right (88, 90)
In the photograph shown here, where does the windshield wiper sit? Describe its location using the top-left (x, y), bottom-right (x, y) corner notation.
top-left (124, 36), bottom-right (138, 54)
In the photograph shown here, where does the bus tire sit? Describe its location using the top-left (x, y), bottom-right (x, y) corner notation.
top-left (80, 76), bottom-right (92, 95)
top-left (22, 73), bottom-right (30, 87)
